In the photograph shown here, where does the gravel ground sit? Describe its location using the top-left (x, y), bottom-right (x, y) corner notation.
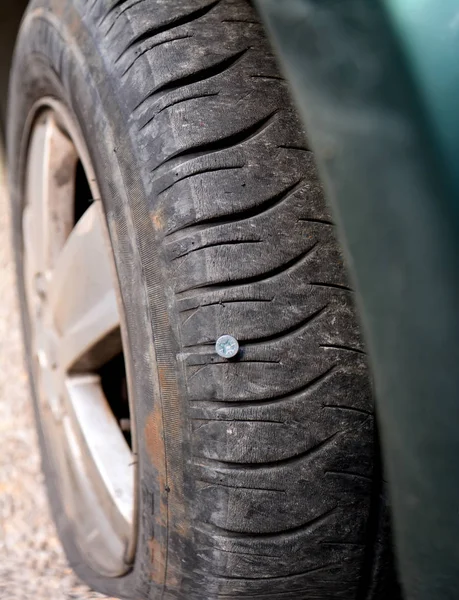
top-left (0, 160), bottom-right (115, 600)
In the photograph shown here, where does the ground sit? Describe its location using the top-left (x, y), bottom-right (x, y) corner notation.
top-left (0, 159), bottom-right (115, 600)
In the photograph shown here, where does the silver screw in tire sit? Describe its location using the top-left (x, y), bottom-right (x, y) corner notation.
top-left (215, 334), bottom-right (239, 359)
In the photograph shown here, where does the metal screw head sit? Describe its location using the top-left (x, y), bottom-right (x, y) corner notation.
top-left (215, 335), bottom-right (239, 359)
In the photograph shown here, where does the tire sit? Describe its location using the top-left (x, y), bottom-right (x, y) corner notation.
top-left (8, 0), bottom-right (400, 598)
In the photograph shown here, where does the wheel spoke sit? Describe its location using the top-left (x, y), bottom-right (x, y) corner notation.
top-left (47, 202), bottom-right (121, 371)
top-left (65, 374), bottom-right (134, 528)
top-left (23, 114), bottom-right (77, 279)
top-left (23, 117), bottom-right (50, 278)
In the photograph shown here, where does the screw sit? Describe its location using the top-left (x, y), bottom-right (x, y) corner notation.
top-left (215, 334), bottom-right (239, 359)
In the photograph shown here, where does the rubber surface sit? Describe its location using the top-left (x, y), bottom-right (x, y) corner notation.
top-left (8, 0), bottom-right (400, 598)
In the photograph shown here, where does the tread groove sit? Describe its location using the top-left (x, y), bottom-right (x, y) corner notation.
top-left (122, 34), bottom-right (193, 76)
top-left (178, 242), bottom-right (318, 294)
top-left (187, 358), bottom-right (282, 366)
top-left (155, 109), bottom-right (279, 171)
top-left (172, 239), bottom-right (262, 261)
top-left (165, 179), bottom-right (304, 239)
top-left (197, 480), bottom-right (285, 493)
top-left (323, 404), bottom-right (372, 416)
top-left (199, 506), bottom-right (338, 540)
top-left (116, 0), bottom-right (221, 62)
top-left (193, 432), bottom-right (339, 471)
top-left (298, 217), bottom-right (333, 225)
top-left (221, 19), bottom-right (260, 24)
top-left (250, 74), bottom-right (285, 81)
top-left (309, 282), bottom-right (352, 292)
top-left (190, 366), bottom-right (336, 408)
top-left (326, 470), bottom-right (373, 483)
top-left (140, 92), bottom-right (219, 130)
top-left (277, 144), bottom-right (311, 152)
top-left (104, 0), bottom-right (147, 31)
top-left (99, 0), bottom-right (130, 25)
top-left (159, 165), bottom-right (245, 195)
top-left (320, 344), bottom-right (366, 356)
top-left (178, 298), bottom-right (275, 312)
top-left (207, 547), bottom-right (282, 559)
top-left (242, 304), bottom-right (328, 346)
top-left (205, 562), bottom-right (339, 582)
top-left (182, 304), bottom-right (327, 348)
top-left (192, 417), bottom-right (285, 424)
top-left (133, 47), bottom-right (249, 111)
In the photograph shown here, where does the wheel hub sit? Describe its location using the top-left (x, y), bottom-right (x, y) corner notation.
top-left (22, 101), bottom-right (137, 576)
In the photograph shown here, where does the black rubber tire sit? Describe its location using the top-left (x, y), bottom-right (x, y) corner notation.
top-left (8, 0), bottom-right (400, 599)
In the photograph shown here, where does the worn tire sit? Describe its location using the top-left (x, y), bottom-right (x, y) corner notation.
top-left (8, 0), bottom-right (400, 598)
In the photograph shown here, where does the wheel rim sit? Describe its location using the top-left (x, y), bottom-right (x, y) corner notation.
top-left (22, 101), bottom-right (137, 576)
